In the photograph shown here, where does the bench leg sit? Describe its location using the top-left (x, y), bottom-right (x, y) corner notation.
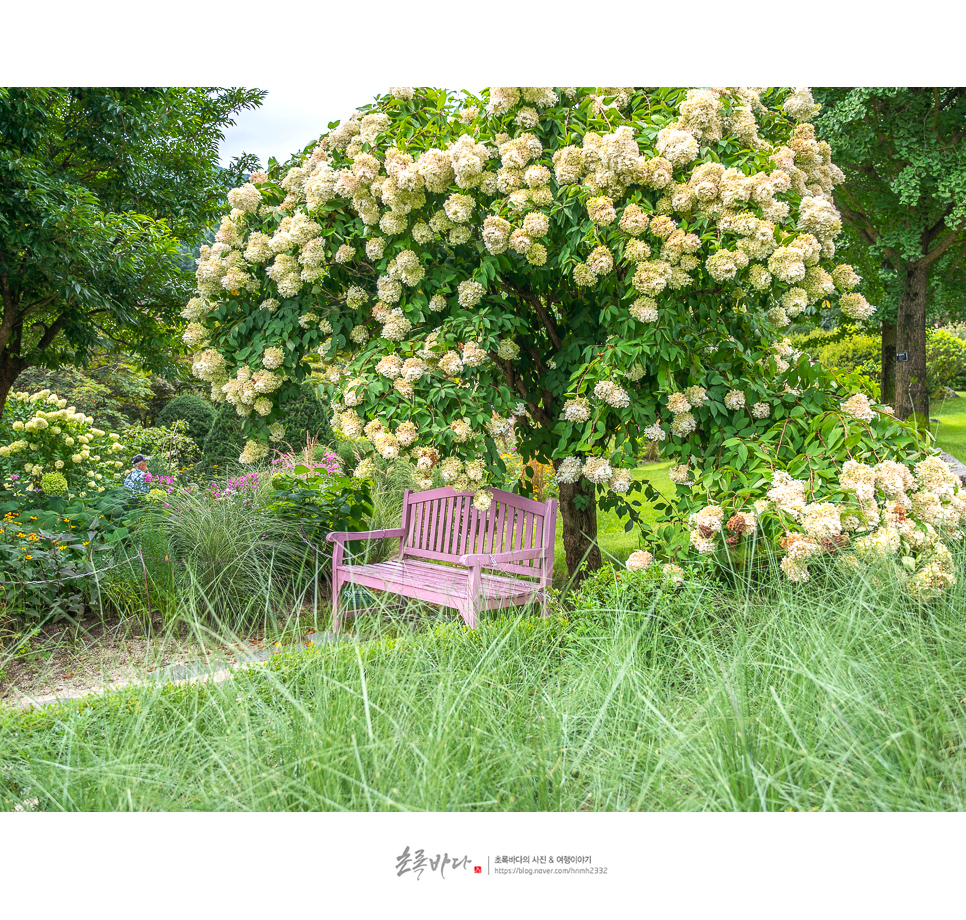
top-left (331, 573), bottom-right (343, 634)
top-left (458, 598), bottom-right (478, 629)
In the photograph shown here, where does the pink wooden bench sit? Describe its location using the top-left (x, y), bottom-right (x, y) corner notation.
top-left (326, 487), bottom-right (558, 632)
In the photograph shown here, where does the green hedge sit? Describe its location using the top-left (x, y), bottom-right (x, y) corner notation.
top-left (155, 395), bottom-right (216, 447)
top-left (794, 325), bottom-right (966, 395)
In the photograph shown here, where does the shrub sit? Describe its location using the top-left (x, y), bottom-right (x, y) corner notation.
top-left (799, 325), bottom-right (966, 394)
top-left (126, 419), bottom-right (203, 480)
top-left (146, 466), bottom-right (372, 627)
top-left (0, 388), bottom-right (130, 496)
top-left (0, 485), bottom-right (145, 625)
top-left (201, 385), bottom-right (332, 474)
top-left (14, 360), bottom-right (156, 430)
top-left (201, 402), bottom-right (247, 474)
top-left (273, 385), bottom-right (333, 454)
top-left (155, 395), bottom-right (216, 447)
top-left (40, 472), bottom-right (68, 496)
top-left (925, 329), bottom-right (966, 390)
top-left (812, 330), bottom-right (881, 375)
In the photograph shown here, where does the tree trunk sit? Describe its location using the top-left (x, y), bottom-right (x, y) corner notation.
top-left (554, 465), bottom-right (601, 583)
top-left (880, 320), bottom-right (897, 407)
top-left (895, 262), bottom-right (930, 425)
top-left (0, 353), bottom-right (26, 419)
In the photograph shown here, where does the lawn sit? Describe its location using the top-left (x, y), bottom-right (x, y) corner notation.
top-left (931, 391), bottom-right (966, 459)
top-left (551, 460), bottom-right (673, 582)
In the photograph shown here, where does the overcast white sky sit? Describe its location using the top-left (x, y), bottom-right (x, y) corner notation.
top-left (217, 83), bottom-right (389, 169)
top-left (3, 4), bottom-right (948, 175)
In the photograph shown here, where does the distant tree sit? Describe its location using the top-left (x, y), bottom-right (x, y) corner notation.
top-left (0, 86), bottom-right (266, 415)
top-left (813, 88), bottom-right (966, 423)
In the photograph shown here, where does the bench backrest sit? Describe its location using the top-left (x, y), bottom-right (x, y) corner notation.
top-left (398, 487), bottom-right (557, 582)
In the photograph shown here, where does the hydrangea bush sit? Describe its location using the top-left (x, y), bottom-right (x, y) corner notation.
top-left (182, 85), bottom-right (961, 586)
top-left (0, 389), bottom-right (130, 496)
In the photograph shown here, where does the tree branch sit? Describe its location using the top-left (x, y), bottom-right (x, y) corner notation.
top-left (917, 215), bottom-right (966, 269)
top-left (835, 195), bottom-right (902, 266)
top-left (487, 350), bottom-right (553, 428)
top-left (35, 314), bottom-right (68, 353)
top-left (499, 279), bottom-right (562, 350)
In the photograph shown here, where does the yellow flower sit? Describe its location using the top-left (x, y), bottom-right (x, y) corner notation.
top-left (82, 541), bottom-right (90, 546)
top-left (24, 554), bottom-right (33, 559)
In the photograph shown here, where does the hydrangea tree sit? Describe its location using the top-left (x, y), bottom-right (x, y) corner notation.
top-left (183, 86), bottom-right (964, 590)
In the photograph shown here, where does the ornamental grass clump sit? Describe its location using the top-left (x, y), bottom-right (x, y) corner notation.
top-left (152, 478), bottom-right (318, 627)
top-left (181, 85), bottom-right (958, 589)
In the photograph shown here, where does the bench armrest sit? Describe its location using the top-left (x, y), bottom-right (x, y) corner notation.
top-left (326, 527), bottom-right (407, 544)
top-left (459, 547), bottom-right (546, 567)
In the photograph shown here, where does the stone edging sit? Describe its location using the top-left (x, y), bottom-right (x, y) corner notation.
top-left (941, 451), bottom-right (966, 486)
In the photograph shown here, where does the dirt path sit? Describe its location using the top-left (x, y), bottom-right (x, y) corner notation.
top-left (1, 617), bottom-right (339, 709)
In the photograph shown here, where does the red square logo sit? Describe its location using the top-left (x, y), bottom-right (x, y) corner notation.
top-left (474, 866), bottom-right (482, 874)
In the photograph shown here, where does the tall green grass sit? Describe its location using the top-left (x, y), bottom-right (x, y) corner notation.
top-left (4, 541), bottom-right (966, 812)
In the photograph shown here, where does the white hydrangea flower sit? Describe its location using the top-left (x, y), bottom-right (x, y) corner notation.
top-left (626, 550), bottom-right (654, 572)
top-left (582, 457), bottom-right (613, 484)
top-left (670, 412), bottom-right (696, 438)
top-left (593, 381), bottom-right (630, 408)
top-left (444, 193), bottom-right (476, 224)
top-left (555, 456), bottom-right (583, 484)
top-left (610, 469), bottom-right (633, 493)
top-left (458, 280), bottom-right (485, 308)
top-left (669, 464), bottom-right (692, 485)
top-left (262, 347), bottom-right (285, 370)
top-left (563, 398), bottom-right (591, 422)
top-left (239, 439), bottom-right (269, 464)
top-left (473, 490), bottom-right (493, 511)
top-left (667, 392), bottom-right (691, 414)
top-left (839, 292), bottom-right (875, 321)
top-left (841, 393), bottom-right (875, 422)
top-left (656, 126), bottom-right (699, 167)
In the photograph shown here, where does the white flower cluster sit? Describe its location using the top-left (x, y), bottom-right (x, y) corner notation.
top-left (555, 456), bottom-right (583, 484)
top-left (583, 456), bottom-right (613, 484)
top-left (593, 381), bottom-right (630, 409)
top-left (625, 550), bottom-right (653, 571)
top-left (841, 393), bottom-right (875, 422)
top-left (630, 297), bottom-right (659, 323)
top-left (669, 464), bottom-right (692, 485)
top-left (262, 346), bottom-right (285, 370)
top-left (563, 398), bottom-right (591, 423)
top-left (839, 292), bottom-right (876, 321)
top-left (458, 280), bottom-right (485, 308)
top-left (743, 450), bottom-right (966, 589)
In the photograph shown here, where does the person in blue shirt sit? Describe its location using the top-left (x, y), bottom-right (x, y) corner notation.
top-left (124, 454), bottom-right (151, 493)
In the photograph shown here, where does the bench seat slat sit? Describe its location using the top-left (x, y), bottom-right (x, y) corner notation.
top-left (341, 560), bottom-right (542, 605)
